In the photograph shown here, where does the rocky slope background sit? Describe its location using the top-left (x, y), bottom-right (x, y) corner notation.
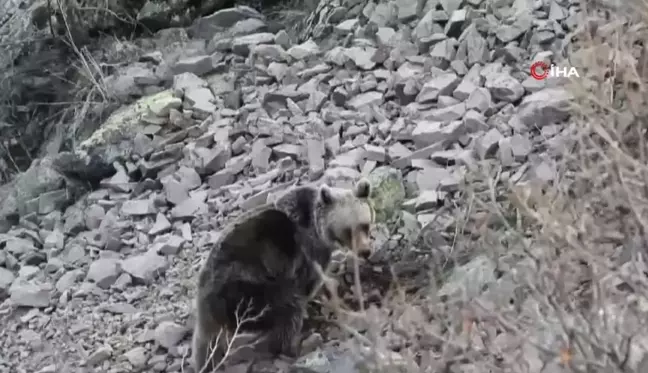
top-left (2, 0), bottom-right (648, 372)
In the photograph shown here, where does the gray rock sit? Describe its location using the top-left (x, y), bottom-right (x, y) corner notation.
top-left (517, 88), bottom-right (572, 127)
top-left (87, 345), bottom-right (113, 366)
top-left (445, 9), bottom-right (467, 36)
top-left (197, 145), bottom-right (231, 175)
top-left (55, 269), bottom-right (84, 292)
top-left (510, 134), bottom-right (532, 161)
top-left (173, 55), bottom-right (216, 76)
top-left (417, 73), bottom-right (461, 103)
top-left (495, 13), bottom-right (532, 43)
top-left (348, 91), bottom-right (383, 109)
top-left (453, 79), bottom-right (478, 101)
top-left (273, 144), bottom-right (302, 160)
top-left (173, 72), bottom-right (208, 93)
top-left (462, 25), bottom-right (489, 66)
top-left (18, 266), bottom-right (39, 280)
top-left (274, 30), bottom-right (291, 49)
top-left (440, 0), bottom-right (463, 13)
top-left (485, 72), bottom-right (525, 103)
top-left (532, 160), bottom-right (557, 182)
top-left (439, 255), bottom-right (497, 299)
top-left (416, 166), bottom-right (453, 191)
top-left (162, 178), bottom-right (190, 205)
top-left (184, 87), bottom-right (217, 117)
top-left (254, 44), bottom-right (289, 62)
top-left (288, 39), bottom-right (321, 60)
top-left (0, 183), bottom-right (18, 233)
top-left (191, 6), bottom-right (264, 39)
top-left (9, 279), bottom-right (52, 308)
top-left (147, 93), bottom-right (182, 117)
top-left (121, 252), bottom-right (169, 284)
top-left (329, 149), bottom-right (363, 169)
top-left (292, 342), bottom-right (409, 373)
top-left (232, 33), bottom-right (275, 56)
top-left (423, 102), bottom-right (467, 122)
top-left (429, 39), bottom-right (457, 69)
top-left (498, 138), bottom-right (515, 166)
top-left (150, 213), bottom-right (172, 235)
top-left (85, 204), bottom-right (106, 230)
top-left (463, 110), bottom-right (487, 132)
top-left (231, 17), bottom-right (267, 35)
top-left (208, 169), bottom-right (236, 189)
top-left (38, 189), bottom-right (68, 215)
top-left (123, 347), bottom-right (148, 368)
top-left (156, 235), bottom-right (185, 255)
top-left (364, 145), bottom-right (387, 163)
top-left (307, 139), bottom-right (326, 180)
top-left (86, 258), bottom-right (121, 289)
top-left (155, 321), bottom-right (187, 349)
top-left (475, 128), bottom-right (503, 159)
top-left (4, 236), bottom-right (36, 257)
top-left (0, 267), bottom-right (15, 295)
top-left (465, 87), bottom-right (492, 113)
top-left (121, 200), bottom-right (156, 217)
top-left (412, 120), bottom-right (465, 148)
top-left (414, 10), bottom-right (443, 40)
top-left (344, 46), bottom-right (376, 70)
top-left (13, 158), bottom-right (65, 217)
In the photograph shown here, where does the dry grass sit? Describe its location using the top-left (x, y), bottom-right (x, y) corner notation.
top-left (324, 2), bottom-right (648, 373)
top-left (0, 0), bottom-right (150, 179)
top-left (183, 300), bottom-right (269, 373)
top-left (263, 0), bottom-right (321, 41)
top-left (0, 0), bottom-right (116, 177)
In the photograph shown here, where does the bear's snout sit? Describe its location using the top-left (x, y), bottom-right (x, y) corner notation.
top-left (353, 231), bottom-right (372, 259)
top-left (357, 247), bottom-right (371, 259)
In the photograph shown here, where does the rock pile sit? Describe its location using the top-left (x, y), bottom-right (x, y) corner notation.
top-left (0, 0), bottom-right (586, 372)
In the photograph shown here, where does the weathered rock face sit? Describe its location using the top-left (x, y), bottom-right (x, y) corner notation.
top-left (0, 1), bottom-right (266, 176)
top-left (0, 182), bottom-right (18, 234)
top-left (0, 157), bottom-right (82, 233)
top-left (0, 0), bottom-right (39, 73)
top-left (51, 90), bottom-right (185, 183)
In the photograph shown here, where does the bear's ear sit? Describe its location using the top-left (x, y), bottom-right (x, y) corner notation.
top-left (354, 178), bottom-right (371, 199)
top-left (319, 184), bottom-right (335, 205)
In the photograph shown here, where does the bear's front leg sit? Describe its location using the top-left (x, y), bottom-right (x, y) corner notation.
top-left (266, 299), bottom-right (304, 358)
top-left (309, 262), bottom-right (342, 310)
top-left (192, 307), bottom-right (226, 373)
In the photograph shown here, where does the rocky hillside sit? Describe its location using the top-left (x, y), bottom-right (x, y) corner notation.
top-left (1, 0), bottom-right (648, 372)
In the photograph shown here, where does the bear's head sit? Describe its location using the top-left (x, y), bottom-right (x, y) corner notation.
top-left (316, 178), bottom-right (374, 259)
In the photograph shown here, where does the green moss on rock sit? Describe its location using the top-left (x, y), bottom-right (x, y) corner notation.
top-left (367, 166), bottom-right (406, 223)
top-left (78, 89), bottom-right (176, 152)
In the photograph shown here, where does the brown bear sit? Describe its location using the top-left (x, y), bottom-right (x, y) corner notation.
top-left (191, 178), bottom-right (374, 372)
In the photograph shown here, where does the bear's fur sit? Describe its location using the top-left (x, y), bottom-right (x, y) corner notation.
top-left (191, 179), bottom-right (374, 372)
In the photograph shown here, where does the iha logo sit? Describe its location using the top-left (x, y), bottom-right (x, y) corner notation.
top-left (530, 61), bottom-right (580, 80)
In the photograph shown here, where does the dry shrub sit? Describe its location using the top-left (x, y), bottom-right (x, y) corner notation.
top-left (458, 1), bottom-right (648, 371)
top-left (331, 2), bottom-right (648, 373)
top-left (0, 0), bottom-right (119, 177)
top-left (262, 0), bottom-right (321, 41)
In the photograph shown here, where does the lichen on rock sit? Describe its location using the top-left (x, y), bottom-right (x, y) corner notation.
top-left (367, 166), bottom-right (406, 224)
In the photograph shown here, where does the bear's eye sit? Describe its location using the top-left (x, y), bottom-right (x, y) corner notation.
top-left (342, 227), bottom-right (352, 241)
top-left (358, 224), bottom-right (370, 234)
top-left (329, 227), bottom-right (349, 246)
